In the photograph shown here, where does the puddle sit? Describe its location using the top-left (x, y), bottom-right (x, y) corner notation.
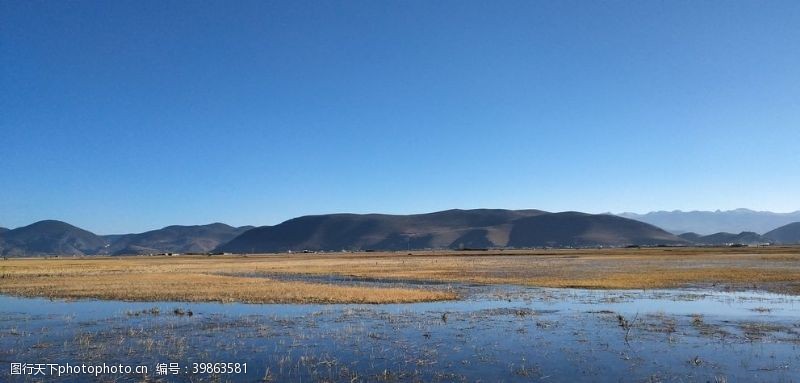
top-left (2, 285), bottom-right (799, 382)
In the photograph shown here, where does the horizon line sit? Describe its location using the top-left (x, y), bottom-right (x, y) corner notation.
top-left (3, 206), bottom-right (800, 235)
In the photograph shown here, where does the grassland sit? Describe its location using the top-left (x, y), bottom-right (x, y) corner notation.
top-left (2, 246), bottom-right (800, 303)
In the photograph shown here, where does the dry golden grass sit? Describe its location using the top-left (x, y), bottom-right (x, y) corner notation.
top-left (2, 246), bottom-right (800, 303)
top-left (0, 272), bottom-right (453, 304)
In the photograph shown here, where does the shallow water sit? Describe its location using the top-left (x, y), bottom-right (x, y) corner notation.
top-left (2, 284), bottom-right (799, 382)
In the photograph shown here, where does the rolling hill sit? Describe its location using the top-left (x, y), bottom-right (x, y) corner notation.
top-left (16, 209), bottom-right (786, 256)
top-left (507, 212), bottom-right (686, 248)
top-left (679, 231), bottom-right (768, 246)
top-left (0, 221), bottom-right (254, 256)
top-left (217, 209), bottom-right (546, 252)
top-left (106, 223), bottom-right (254, 255)
top-left (217, 209), bottom-right (688, 253)
top-left (764, 222), bottom-right (800, 244)
top-left (678, 232), bottom-right (702, 242)
top-left (0, 220), bottom-right (107, 256)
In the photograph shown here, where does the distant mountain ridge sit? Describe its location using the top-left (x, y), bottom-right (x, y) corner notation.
top-left (676, 221), bottom-right (800, 245)
top-left (217, 209), bottom-right (687, 253)
top-left (218, 209), bottom-right (547, 253)
top-left (0, 220), bottom-right (107, 256)
top-left (0, 221), bottom-right (252, 257)
top-left (764, 222), bottom-right (800, 244)
top-left (6, 209), bottom-right (797, 257)
top-left (508, 212), bottom-right (684, 248)
top-left (105, 223), bottom-right (254, 255)
top-left (679, 231), bottom-right (768, 246)
top-left (618, 209), bottom-right (800, 235)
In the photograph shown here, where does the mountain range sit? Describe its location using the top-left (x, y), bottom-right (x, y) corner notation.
top-left (214, 209), bottom-right (689, 252)
top-left (763, 222), bottom-right (800, 244)
top-left (618, 209), bottom-right (800, 235)
top-left (2, 209), bottom-right (799, 257)
top-left (678, 231), bottom-right (767, 246)
top-left (677, 222), bottom-right (800, 246)
top-left (0, 220), bottom-right (107, 256)
top-left (105, 223), bottom-right (254, 255)
top-left (0, 221), bottom-right (252, 257)
top-left (220, 209), bottom-right (545, 252)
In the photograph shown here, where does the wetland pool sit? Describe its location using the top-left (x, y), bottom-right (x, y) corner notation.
top-left (2, 283), bottom-right (799, 382)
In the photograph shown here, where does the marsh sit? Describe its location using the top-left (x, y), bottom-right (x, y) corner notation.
top-left (2, 249), bottom-right (800, 382)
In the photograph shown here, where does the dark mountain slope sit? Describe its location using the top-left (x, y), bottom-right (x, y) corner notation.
top-left (217, 209), bottom-right (547, 253)
top-left (0, 220), bottom-right (107, 256)
top-left (450, 229), bottom-right (494, 249)
top-left (107, 223), bottom-right (254, 255)
top-left (764, 222), bottom-right (800, 244)
top-left (678, 232), bottom-right (702, 242)
top-left (507, 212), bottom-right (687, 248)
top-left (218, 209), bottom-right (687, 252)
top-left (688, 231), bottom-right (767, 246)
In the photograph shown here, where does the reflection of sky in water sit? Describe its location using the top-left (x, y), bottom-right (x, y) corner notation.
top-left (526, 288), bottom-right (800, 318)
top-left (3, 286), bottom-right (798, 320)
top-left (2, 287), bottom-right (799, 382)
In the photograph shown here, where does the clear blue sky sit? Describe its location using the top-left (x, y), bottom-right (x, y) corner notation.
top-left (2, 1), bottom-right (799, 234)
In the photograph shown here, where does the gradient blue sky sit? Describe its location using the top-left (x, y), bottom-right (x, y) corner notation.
top-left (2, 1), bottom-right (799, 234)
